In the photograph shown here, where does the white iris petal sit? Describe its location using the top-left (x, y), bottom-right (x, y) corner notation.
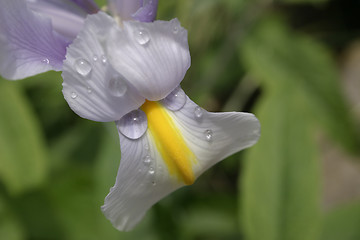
top-left (106, 18), bottom-right (191, 101)
top-left (62, 12), bottom-right (191, 122)
top-left (60, 11), bottom-right (260, 232)
top-left (102, 91), bottom-right (260, 231)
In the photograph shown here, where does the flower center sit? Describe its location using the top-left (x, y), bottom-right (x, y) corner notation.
top-left (141, 100), bottom-right (196, 185)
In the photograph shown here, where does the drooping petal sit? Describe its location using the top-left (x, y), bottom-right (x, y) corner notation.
top-left (102, 91), bottom-right (260, 231)
top-left (169, 94), bottom-right (260, 177)
top-left (132, 0), bottom-right (159, 22)
top-left (62, 12), bottom-right (144, 122)
top-left (102, 129), bottom-right (183, 231)
top-left (107, 19), bottom-right (191, 101)
top-left (0, 0), bottom-right (69, 80)
top-left (26, 0), bottom-right (89, 40)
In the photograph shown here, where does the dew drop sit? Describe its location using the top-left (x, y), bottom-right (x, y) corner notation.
top-left (101, 55), bottom-right (107, 64)
top-left (144, 144), bottom-right (149, 151)
top-left (194, 106), bottom-right (203, 119)
top-left (75, 58), bottom-right (92, 77)
top-left (86, 86), bottom-right (92, 94)
top-left (204, 129), bottom-right (213, 142)
top-left (160, 86), bottom-right (186, 111)
top-left (173, 26), bottom-right (179, 34)
top-left (108, 74), bottom-right (128, 97)
top-left (148, 167), bottom-right (155, 175)
top-left (93, 55), bottom-right (98, 62)
top-left (42, 58), bottom-right (49, 64)
top-left (117, 109), bottom-right (148, 140)
top-left (171, 19), bottom-right (179, 34)
top-left (152, 181), bottom-right (156, 186)
top-left (135, 29), bottom-right (150, 45)
top-left (71, 92), bottom-right (77, 99)
top-left (143, 155), bottom-right (152, 165)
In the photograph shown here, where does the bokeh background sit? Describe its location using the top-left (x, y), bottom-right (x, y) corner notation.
top-left (1, 0), bottom-right (360, 239)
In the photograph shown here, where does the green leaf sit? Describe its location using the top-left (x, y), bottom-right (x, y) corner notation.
top-left (322, 202), bottom-right (360, 240)
top-left (0, 196), bottom-right (25, 240)
top-left (240, 17), bottom-right (360, 155)
top-left (240, 85), bottom-right (321, 240)
top-left (94, 123), bottom-right (120, 199)
top-left (0, 80), bottom-right (48, 195)
top-left (277, 0), bottom-right (327, 4)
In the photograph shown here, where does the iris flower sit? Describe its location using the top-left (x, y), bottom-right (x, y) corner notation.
top-left (0, 0), bottom-right (260, 231)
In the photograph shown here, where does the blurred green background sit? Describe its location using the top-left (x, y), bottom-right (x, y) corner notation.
top-left (1, 0), bottom-right (360, 239)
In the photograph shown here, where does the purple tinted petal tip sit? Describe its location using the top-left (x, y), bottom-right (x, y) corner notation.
top-left (132, 0), bottom-right (158, 22)
top-left (70, 0), bottom-right (99, 14)
top-left (0, 0), bottom-right (70, 79)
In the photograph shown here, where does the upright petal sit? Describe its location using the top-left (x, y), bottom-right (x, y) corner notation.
top-left (107, 0), bottom-right (140, 21)
top-left (70, 0), bottom-right (99, 14)
top-left (108, 0), bottom-right (158, 22)
top-left (0, 0), bottom-right (69, 80)
top-left (107, 19), bottom-right (191, 101)
top-left (102, 92), bottom-right (260, 231)
top-left (62, 12), bottom-right (144, 122)
top-left (132, 0), bottom-right (159, 22)
top-left (26, 0), bottom-right (89, 40)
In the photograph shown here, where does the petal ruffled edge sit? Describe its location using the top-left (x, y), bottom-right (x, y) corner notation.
top-left (169, 95), bottom-right (260, 177)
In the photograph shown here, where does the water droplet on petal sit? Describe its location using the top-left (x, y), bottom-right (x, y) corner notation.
top-left (71, 92), bottom-right (77, 99)
top-left (148, 167), bottom-right (155, 175)
top-left (86, 86), bottom-right (92, 94)
top-left (135, 29), bottom-right (150, 45)
top-left (117, 109), bottom-right (148, 140)
top-left (160, 86), bottom-right (186, 111)
top-left (143, 155), bottom-right (152, 165)
top-left (93, 55), bottom-right (98, 62)
top-left (204, 129), bottom-right (213, 142)
top-left (75, 58), bottom-right (92, 77)
top-left (194, 106), bottom-right (203, 119)
top-left (108, 74), bottom-right (128, 97)
top-left (170, 19), bottom-right (180, 34)
top-left (42, 58), bottom-right (49, 64)
top-left (101, 55), bottom-right (107, 64)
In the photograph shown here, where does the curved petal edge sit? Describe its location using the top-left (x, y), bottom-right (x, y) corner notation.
top-left (62, 12), bottom-right (144, 122)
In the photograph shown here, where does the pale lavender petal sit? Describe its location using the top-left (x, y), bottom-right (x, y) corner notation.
top-left (26, 0), bottom-right (88, 39)
top-left (132, 0), bottom-right (158, 22)
top-left (69, 0), bottom-right (99, 14)
top-left (107, 19), bottom-right (190, 101)
top-left (107, 0), bottom-right (142, 21)
top-left (102, 92), bottom-right (260, 231)
top-left (107, 0), bottom-right (158, 22)
top-left (0, 0), bottom-right (69, 80)
top-left (62, 12), bottom-right (145, 122)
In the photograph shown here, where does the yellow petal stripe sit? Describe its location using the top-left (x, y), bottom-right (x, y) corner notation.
top-left (141, 101), bottom-right (196, 185)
